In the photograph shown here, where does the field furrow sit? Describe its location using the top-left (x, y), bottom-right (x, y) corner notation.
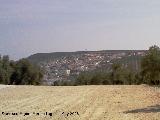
top-left (0, 85), bottom-right (159, 120)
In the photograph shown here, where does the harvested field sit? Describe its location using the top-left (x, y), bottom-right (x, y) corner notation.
top-left (0, 85), bottom-right (159, 120)
top-left (0, 85), bottom-right (13, 90)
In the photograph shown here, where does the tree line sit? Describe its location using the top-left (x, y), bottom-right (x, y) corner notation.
top-left (54, 45), bottom-right (160, 86)
top-left (0, 56), bottom-right (43, 85)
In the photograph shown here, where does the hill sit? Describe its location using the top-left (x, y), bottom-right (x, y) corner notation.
top-left (27, 50), bottom-right (147, 85)
top-left (28, 50), bottom-right (146, 64)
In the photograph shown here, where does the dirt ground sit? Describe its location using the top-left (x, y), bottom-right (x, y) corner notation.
top-left (0, 85), bottom-right (159, 120)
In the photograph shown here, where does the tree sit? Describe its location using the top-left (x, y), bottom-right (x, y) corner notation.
top-left (110, 63), bottom-right (124, 84)
top-left (0, 55), bottom-right (43, 85)
top-left (0, 55), bottom-right (13, 84)
top-left (10, 59), bottom-right (43, 85)
top-left (90, 72), bottom-right (103, 85)
top-left (141, 45), bottom-right (160, 85)
top-left (76, 72), bottom-right (92, 85)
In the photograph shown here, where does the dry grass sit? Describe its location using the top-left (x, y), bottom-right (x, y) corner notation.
top-left (0, 85), bottom-right (159, 120)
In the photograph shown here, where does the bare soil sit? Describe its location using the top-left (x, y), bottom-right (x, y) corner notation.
top-left (0, 85), bottom-right (159, 120)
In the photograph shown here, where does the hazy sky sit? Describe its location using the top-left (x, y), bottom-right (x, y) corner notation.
top-left (0, 0), bottom-right (160, 60)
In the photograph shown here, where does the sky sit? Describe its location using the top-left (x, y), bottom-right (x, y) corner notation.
top-left (0, 0), bottom-right (160, 60)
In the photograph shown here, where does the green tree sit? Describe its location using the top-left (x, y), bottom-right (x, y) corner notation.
top-left (141, 45), bottom-right (160, 85)
top-left (76, 72), bottom-right (92, 85)
top-left (0, 55), bottom-right (13, 84)
top-left (90, 72), bottom-right (103, 85)
top-left (10, 59), bottom-right (43, 85)
top-left (110, 63), bottom-right (124, 84)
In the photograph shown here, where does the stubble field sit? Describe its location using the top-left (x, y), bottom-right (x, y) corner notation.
top-left (0, 85), bottom-right (159, 120)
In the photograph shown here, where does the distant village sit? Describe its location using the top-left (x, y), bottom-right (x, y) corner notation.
top-left (39, 51), bottom-right (146, 85)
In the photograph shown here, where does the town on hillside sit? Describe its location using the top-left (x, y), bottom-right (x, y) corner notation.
top-left (33, 51), bottom-right (146, 85)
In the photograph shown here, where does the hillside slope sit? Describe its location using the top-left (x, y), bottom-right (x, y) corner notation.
top-left (27, 50), bottom-right (146, 64)
top-left (27, 50), bottom-right (147, 84)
